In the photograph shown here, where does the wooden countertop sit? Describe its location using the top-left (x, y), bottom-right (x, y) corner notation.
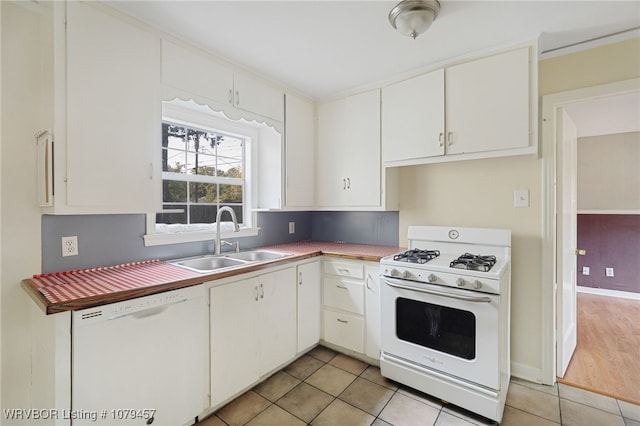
top-left (22, 240), bottom-right (402, 315)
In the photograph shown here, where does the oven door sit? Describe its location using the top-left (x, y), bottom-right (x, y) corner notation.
top-left (380, 276), bottom-right (500, 390)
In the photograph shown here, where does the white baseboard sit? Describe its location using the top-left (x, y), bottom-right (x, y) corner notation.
top-left (510, 362), bottom-right (544, 384)
top-left (577, 286), bottom-right (640, 301)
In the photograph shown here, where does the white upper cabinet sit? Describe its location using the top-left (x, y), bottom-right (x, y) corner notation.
top-left (445, 47), bottom-right (531, 155)
top-left (382, 45), bottom-right (536, 166)
top-left (317, 89), bottom-right (396, 210)
top-left (48, 2), bottom-right (160, 214)
top-left (284, 93), bottom-right (315, 209)
top-left (161, 39), bottom-right (233, 107)
top-left (161, 40), bottom-right (284, 123)
top-left (382, 68), bottom-right (445, 162)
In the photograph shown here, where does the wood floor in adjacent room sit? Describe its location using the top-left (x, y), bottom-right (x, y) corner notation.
top-left (559, 292), bottom-right (640, 405)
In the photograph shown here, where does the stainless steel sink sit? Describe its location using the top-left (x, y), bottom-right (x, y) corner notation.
top-left (225, 250), bottom-right (291, 262)
top-left (171, 255), bottom-right (248, 273)
top-left (169, 250), bottom-right (291, 273)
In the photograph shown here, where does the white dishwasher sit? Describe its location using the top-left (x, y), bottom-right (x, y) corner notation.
top-left (72, 285), bottom-right (206, 426)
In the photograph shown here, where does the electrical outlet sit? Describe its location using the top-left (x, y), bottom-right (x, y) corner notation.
top-left (288, 222), bottom-right (295, 234)
top-left (514, 189), bottom-right (529, 208)
top-left (582, 266), bottom-right (590, 275)
top-left (605, 267), bottom-right (614, 277)
top-left (61, 236), bottom-right (78, 257)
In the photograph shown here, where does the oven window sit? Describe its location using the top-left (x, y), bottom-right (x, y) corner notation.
top-left (396, 297), bottom-right (476, 360)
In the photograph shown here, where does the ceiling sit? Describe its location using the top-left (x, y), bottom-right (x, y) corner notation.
top-left (106, 1), bottom-right (640, 101)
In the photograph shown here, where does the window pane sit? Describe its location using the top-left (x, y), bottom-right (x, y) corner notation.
top-left (163, 180), bottom-right (187, 203)
top-left (219, 184), bottom-right (243, 203)
top-left (217, 137), bottom-right (243, 172)
top-left (163, 148), bottom-right (185, 173)
top-left (156, 206), bottom-right (186, 224)
top-left (189, 205), bottom-right (217, 223)
top-left (189, 182), bottom-right (217, 203)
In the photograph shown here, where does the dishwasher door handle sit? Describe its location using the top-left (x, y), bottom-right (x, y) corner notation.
top-left (108, 298), bottom-right (188, 320)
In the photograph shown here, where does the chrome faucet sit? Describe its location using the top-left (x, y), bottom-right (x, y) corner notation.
top-left (215, 206), bottom-right (240, 255)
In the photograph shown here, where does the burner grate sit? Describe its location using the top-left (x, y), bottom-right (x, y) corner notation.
top-left (393, 249), bottom-right (440, 264)
top-left (450, 253), bottom-right (497, 272)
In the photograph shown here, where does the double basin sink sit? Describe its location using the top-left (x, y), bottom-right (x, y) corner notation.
top-left (170, 250), bottom-right (291, 273)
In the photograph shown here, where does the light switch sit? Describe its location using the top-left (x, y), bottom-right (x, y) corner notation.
top-left (514, 189), bottom-right (529, 208)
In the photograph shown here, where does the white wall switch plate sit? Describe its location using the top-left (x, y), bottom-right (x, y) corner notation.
top-left (61, 236), bottom-right (78, 257)
top-left (582, 266), bottom-right (590, 275)
top-left (605, 267), bottom-right (614, 277)
top-left (514, 189), bottom-right (530, 208)
top-left (288, 222), bottom-right (295, 234)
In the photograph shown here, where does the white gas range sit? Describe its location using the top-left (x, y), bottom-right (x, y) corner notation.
top-left (379, 226), bottom-right (511, 423)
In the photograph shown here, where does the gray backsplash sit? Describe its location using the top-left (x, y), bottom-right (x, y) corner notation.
top-left (41, 211), bottom-right (398, 273)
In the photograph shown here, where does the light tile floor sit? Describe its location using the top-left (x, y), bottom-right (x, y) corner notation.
top-left (197, 346), bottom-right (640, 426)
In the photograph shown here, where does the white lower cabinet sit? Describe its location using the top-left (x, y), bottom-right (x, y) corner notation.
top-left (322, 258), bottom-right (380, 358)
top-left (297, 260), bottom-right (322, 352)
top-left (364, 265), bottom-right (381, 359)
top-left (209, 267), bottom-right (296, 408)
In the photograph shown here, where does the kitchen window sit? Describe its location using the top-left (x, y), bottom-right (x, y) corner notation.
top-left (144, 100), bottom-right (260, 246)
top-left (158, 121), bottom-right (245, 227)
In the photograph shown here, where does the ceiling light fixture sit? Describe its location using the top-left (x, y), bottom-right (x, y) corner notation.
top-left (389, 0), bottom-right (440, 40)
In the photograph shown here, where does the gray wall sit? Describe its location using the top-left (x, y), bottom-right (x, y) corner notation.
top-left (42, 211), bottom-right (398, 273)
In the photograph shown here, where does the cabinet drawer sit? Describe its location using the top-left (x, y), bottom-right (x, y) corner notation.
top-left (323, 261), bottom-right (364, 279)
top-left (323, 310), bottom-right (364, 353)
top-left (323, 277), bottom-right (364, 315)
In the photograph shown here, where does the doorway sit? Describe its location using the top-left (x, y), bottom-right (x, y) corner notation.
top-left (541, 78), bottom-right (640, 398)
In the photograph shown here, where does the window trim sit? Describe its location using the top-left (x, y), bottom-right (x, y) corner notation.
top-left (144, 99), bottom-right (262, 246)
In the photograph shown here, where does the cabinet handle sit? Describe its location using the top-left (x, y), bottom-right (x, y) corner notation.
top-left (343, 178), bottom-right (346, 190)
top-left (235, 90), bottom-right (240, 107)
top-left (337, 268), bottom-right (350, 275)
top-left (336, 285), bottom-right (348, 290)
top-left (347, 178), bottom-right (350, 189)
top-left (438, 132), bottom-right (444, 147)
top-left (254, 285), bottom-right (259, 301)
top-left (228, 89), bottom-right (233, 105)
top-left (260, 283), bottom-right (264, 299)
top-left (148, 162), bottom-right (153, 180)
top-left (337, 318), bottom-right (348, 324)
top-left (298, 272), bottom-right (303, 286)
top-left (447, 131), bottom-right (453, 146)
top-left (365, 274), bottom-right (373, 290)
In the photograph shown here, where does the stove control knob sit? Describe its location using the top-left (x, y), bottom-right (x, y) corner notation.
top-left (427, 273), bottom-right (437, 283)
top-left (456, 278), bottom-right (466, 287)
top-left (390, 269), bottom-right (400, 277)
top-left (403, 270), bottom-right (412, 279)
top-left (473, 280), bottom-right (482, 290)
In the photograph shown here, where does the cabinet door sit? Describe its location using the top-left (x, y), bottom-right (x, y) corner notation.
top-left (65, 2), bottom-right (158, 211)
top-left (317, 97), bottom-right (348, 207)
top-left (258, 268), bottom-right (297, 375)
top-left (343, 90), bottom-right (381, 207)
top-left (323, 277), bottom-right (365, 315)
top-left (364, 266), bottom-right (381, 359)
top-left (161, 39), bottom-right (234, 106)
top-left (445, 47), bottom-right (531, 155)
top-left (210, 279), bottom-right (260, 407)
top-left (382, 69), bottom-right (445, 163)
top-left (297, 261), bottom-right (321, 352)
top-left (285, 93), bottom-right (315, 208)
top-left (316, 90), bottom-right (382, 208)
top-left (323, 310), bottom-right (364, 353)
top-left (234, 72), bottom-right (284, 122)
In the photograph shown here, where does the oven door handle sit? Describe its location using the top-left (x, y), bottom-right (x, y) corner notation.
top-left (384, 279), bottom-right (493, 303)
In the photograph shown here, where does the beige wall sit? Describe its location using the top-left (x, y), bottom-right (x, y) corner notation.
top-left (398, 37), bottom-right (640, 381)
top-left (1, 2), bottom-right (48, 418)
top-left (578, 131), bottom-right (640, 211)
